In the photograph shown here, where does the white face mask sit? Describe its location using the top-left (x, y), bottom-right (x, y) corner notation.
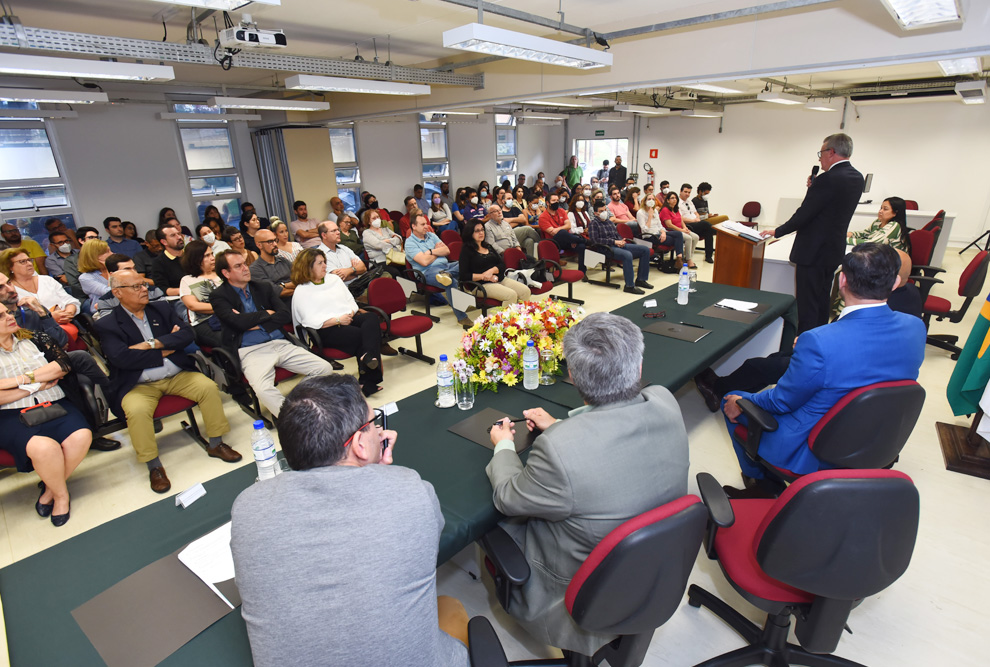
top-left (599, 210), bottom-right (610, 220)
top-left (371, 218), bottom-right (382, 228)
top-left (202, 232), bottom-right (216, 245)
top-left (471, 196), bottom-right (479, 205)
top-left (661, 188), bottom-right (670, 194)
top-left (575, 201), bottom-right (585, 210)
top-left (700, 194), bottom-right (708, 201)
top-left (58, 242), bottom-right (72, 254)
top-left (646, 200), bottom-right (655, 208)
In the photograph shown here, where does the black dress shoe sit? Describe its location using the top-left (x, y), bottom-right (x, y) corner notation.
top-left (705, 256), bottom-right (715, 264)
top-left (634, 280), bottom-right (654, 289)
top-left (35, 481), bottom-right (53, 518)
top-left (693, 368), bottom-right (722, 413)
top-left (623, 285), bottom-right (645, 295)
top-left (91, 437), bottom-right (122, 452)
top-left (381, 343), bottom-right (399, 356)
top-left (51, 502), bottom-right (70, 527)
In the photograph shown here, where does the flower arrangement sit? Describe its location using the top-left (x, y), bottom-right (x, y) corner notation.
top-left (456, 300), bottom-right (583, 392)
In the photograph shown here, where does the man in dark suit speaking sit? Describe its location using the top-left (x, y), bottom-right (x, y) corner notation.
top-left (761, 133), bottom-right (864, 332)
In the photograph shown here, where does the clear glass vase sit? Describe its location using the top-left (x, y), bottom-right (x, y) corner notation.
top-left (539, 349), bottom-right (556, 386)
top-left (455, 376), bottom-right (475, 410)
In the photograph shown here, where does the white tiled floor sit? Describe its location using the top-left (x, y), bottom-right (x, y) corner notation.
top-left (1, 247), bottom-right (988, 666)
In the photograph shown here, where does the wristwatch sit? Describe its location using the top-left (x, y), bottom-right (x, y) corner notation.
top-left (146, 338), bottom-right (156, 349)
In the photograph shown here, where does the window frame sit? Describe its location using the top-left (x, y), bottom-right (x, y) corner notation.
top-left (172, 110), bottom-right (243, 219)
top-left (495, 115), bottom-right (517, 184)
top-left (419, 119), bottom-right (450, 192)
top-left (329, 126), bottom-right (361, 212)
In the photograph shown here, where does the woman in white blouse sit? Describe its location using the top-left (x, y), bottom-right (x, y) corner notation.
top-left (179, 240), bottom-right (224, 348)
top-left (197, 224), bottom-right (231, 256)
top-left (1, 248), bottom-right (81, 343)
top-left (271, 219), bottom-right (303, 263)
top-left (0, 312), bottom-right (91, 526)
top-left (566, 193), bottom-right (592, 235)
top-left (361, 209), bottom-right (403, 278)
top-left (290, 248), bottom-right (384, 397)
top-left (637, 193), bottom-right (685, 270)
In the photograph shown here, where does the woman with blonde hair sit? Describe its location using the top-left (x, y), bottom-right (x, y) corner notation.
top-left (270, 219), bottom-right (303, 263)
top-left (77, 240), bottom-right (113, 313)
top-left (1, 248), bottom-right (81, 342)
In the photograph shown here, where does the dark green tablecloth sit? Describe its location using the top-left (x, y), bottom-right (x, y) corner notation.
top-left (0, 283), bottom-right (793, 666)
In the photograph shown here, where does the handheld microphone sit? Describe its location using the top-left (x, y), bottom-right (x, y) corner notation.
top-left (810, 165), bottom-right (820, 180)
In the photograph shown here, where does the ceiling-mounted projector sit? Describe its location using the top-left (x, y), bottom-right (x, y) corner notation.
top-left (219, 27), bottom-right (287, 50)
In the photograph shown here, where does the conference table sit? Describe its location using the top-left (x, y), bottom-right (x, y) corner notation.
top-left (0, 282), bottom-right (795, 666)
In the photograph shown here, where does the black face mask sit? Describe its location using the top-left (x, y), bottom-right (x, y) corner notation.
top-left (369, 200), bottom-right (378, 209)
top-left (549, 202), bottom-right (560, 211)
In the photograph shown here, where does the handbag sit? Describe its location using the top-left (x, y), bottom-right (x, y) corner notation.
top-left (386, 247), bottom-right (407, 267)
top-left (19, 400), bottom-right (68, 427)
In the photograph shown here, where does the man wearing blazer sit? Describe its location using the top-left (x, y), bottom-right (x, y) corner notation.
top-left (722, 244), bottom-right (926, 493)
top-left (487, 312), bottom-right (689, 656)
top-left (762, 133), bottom-right (865, 333)
top-left (95, 269), bottom-right (239, 494)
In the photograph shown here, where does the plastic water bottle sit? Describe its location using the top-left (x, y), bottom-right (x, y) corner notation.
top-left (523, 340), bottom-right (539, 390)
top-left (251, 420), bottom-right (279, 481)
top-left (437, 354), bottom-right (456, 408)
top-left (677, 265), bottom-right (690, 305)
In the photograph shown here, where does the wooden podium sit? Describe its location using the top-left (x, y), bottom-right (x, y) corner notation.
top-left (712, 224), bottom-right (769, 289)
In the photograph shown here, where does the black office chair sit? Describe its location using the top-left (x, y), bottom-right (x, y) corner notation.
top-left (472, 495), bottom-right (707, 667)
top-left (688, 469), bottom-right (920, 667)
top-left (732, 380), bottom-right (926, 487)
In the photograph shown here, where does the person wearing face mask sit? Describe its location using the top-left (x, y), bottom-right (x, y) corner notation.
top-left (538, 193), bottom-right (586, 273)
top-left (438, 182), bottom-right (454, 209)
top-left (362, 209), bottom-right (404, 278)
top-left (691, 182), bottom-right (729, 225)
top-left (549, 176), bottom-right (571, 202)
top-left (197, 223), bottom-right (231, 256)
top-left (45, 231), bottom-right (77, 285)
top-left (637, 194), bottom-right (685, 270)
top-left (355, 192), bottom-right (381, 224)
top-left (461, 189), bottom-right (485, 223)
top-left (658, 180), bottom-right (671, 196)
top-left (526, 197), bottom-right (544, 228)
top-left (477, 181), bottom-right (492, 205)
top-left (659, 191), bottom-right (699, 269)
top-left (427, 193), bottom-right (455, 233)
top-left (566, 194), bottom-right (591, 235)
top-left (588, 200), bottom-right (653, 295)
top-left (501, 188), bottom-right (541, 256)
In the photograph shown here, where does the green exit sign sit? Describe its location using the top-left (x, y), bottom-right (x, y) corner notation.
top-left (595, 130), bottom-right (605, 136)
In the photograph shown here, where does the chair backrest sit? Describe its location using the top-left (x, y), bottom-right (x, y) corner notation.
top-left (564, 496), bottom-right (707, 635)
top-left (616, 223), bottom-right (634, 240)
top-left (503, 247), bottom-right (525, 270)
top-left (808, 381), bottom-right (925, 468)
top-left (447, 240), bottom-right (462, 262)
top-left (388, 210), bottom-right (402, 223)
top-left (756, 470), bottom-right (919, 601)
top-left (441, 229), bottom-right (461, 246)
top-left (909, 228), bottom-right (936, 267)
top-left (904, 200), bottom-right (919, 210)
top-left (538, 239), bottom-right (561, 263)
top-left (958, 250), bottom-right (989, 298)
top-left (367, 276), bottom-right (406, 315)
top-left (398, 215), bottom-right (412, 238)
top-left (922, 209), bottom-right (944, 231)
top-left (742, 201), bottom-right (762, 219)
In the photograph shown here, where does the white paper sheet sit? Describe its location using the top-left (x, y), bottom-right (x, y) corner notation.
top-left (177, 522), bottom-right (235, 609)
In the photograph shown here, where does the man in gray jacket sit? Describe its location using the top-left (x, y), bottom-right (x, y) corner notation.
top-left (488, 312), bottom-right (690, 656)
top-left (231, 375), bottom-right (469, 666)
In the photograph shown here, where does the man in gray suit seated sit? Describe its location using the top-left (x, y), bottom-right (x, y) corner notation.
top-left (487, 312), bottom-right (690, 656)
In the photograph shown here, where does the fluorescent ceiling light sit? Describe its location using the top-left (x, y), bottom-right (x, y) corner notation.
top-left (679, 109), bottom-right (723, 118)
top-left (0, 109), bottom-right (78, 119)
top-left (955, 80), bottom-right (987, 104)
top-left (285, 74), bottom-right (430, 96)
top-left (879, 0), bottom-right (963, 29)
top-left (0, 54), bottom-right (174, 82)
top-left (589, 114), bottom-right (627, 122)
top-left (158, 112), bottom-right (262, 121)
top-left (614, 103), bottom-right (670, 116)
top-left (680, 83), bottom-right (745, 94)
top-left (519, 97), bottom-right (595, 108)
top-left (513, 112), bottom-right (568, 120)
top-left (804, 100), bottom-right (840, 112)
top-left (208, 96), bottom-right (330, 111)
top-left (938, 57), bottom-right (982, 76)
top-left (149, 0), bottom-right (280, 8)
top-left (422, 109), bottom-right (483, 116)
top-left (757, 91), bottom-right (805, 105)
top-left (0, 88), bottom-right (108, 104)
top-left (443, 23), bottom-right (612, 70)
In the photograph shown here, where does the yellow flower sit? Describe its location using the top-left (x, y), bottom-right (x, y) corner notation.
top-left (506, 325), bottom-right (519, 336)
top-left (503, 372), bottom-right (518, 386)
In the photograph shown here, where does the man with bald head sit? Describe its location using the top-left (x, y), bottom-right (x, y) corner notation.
top-left (327, 196), bottom-right (358, 228)
top-left (250, 228), bottom-right (295, 302)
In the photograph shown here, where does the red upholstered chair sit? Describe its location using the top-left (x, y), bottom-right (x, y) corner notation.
top-left (447, 240), bottom-right (462, 262)
top-left (742, 201), bottom-right (762, 224)
top-left (538, 240), bottom-right (584, 305)
top-left (441, 229), bottom-right (461, 247)
top-left (732, 381), bottom-right (926, 488)
top-left (472, 495), bottom-right (707, 667)
top-left (295, 325), bottom-right (362, 371)
top-left (388, 209), bottom-right (402, 224)
top-left (366, 277), bottom-right (435, 364)
top-left (904, 199), bottom-right (919, 210)
top-left (150, 395), bottom-right (210, 447)
top-left (503, 247), bottom-right (554, 297)
top-left (922, 209), bottom-right (944, 232)
top-left (918, 250), bottom-right (990, 359)
top-left (688, 469), bottom-right (920, 667)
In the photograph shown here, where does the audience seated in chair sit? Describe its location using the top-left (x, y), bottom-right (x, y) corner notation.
top-left (406, 213), bottom-right (472, 328)
top-left (718, 244), bottom-right (925, 497)
top-left (211, 249), bottom-right (333, 416)
top-left (230, 375), bottom-right (469, 667)
top-left (678, 183), bottom-right (716, 263)
top-left (249, 229), bottom-right (295, 303)
top-left (691, 181), bottom-right (730, 226)
top-left (45, 228), bottom-right (77, 286)
top-left (94, 269), bottom-right (241, 494)
top-left (362, 209), bottom-right (404, 278)
top-left (588, 199), bottom-right (653, 295)
top-left (133, 230), bottom-right (161, 279)
top-left (77, 241), bottom-right (113, 314)
top-left (63, 226), bottom-right (100, 300)
top-left (538, 192), bottom-right (586, 272)
top-left (179, 240), bottom-right (224, 349)
top-left (2, 248), bottom-right (81, 344)
top-left (103, 216), bottom-right (143, 258)
top-left (289, 200), bottom-right (321, 249)
top-left (315, 220), bottom-right (367, 288)
top-left (460, 219), bottom-right (531, 308)
top-left (485, 312), bottom-right (689, 656)
top-left (150, 223), bottom-right (188, 297)
top-left (95, 254), bottom-right (166, 319)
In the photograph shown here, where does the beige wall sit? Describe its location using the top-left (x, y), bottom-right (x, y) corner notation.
top-left (283, 128), bottom-right (338, 220)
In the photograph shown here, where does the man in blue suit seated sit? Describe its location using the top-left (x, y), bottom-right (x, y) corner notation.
top-left (721, 243), bottom-right (926, 496)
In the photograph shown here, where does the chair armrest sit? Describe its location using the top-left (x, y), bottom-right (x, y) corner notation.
top-left (912, 265), bottom-right (945, 277)
top-left (461, 280), bottom-right (490, 301)
top-left (282, 329), bottom-right (306, 350)
top-left (190, 350), bottom-right (214, 379)
top-left (696, 473), bottom-right (735, 529)
top-left (478, 525), bottom-right (530, 587)
top-left (467, 616), bottom-right (509, 667)
top-left (362, 305), bottom-right (390, 337)
top-left (736, 398), bottom-right (777, 461)
top-left (588, 242), bottom-right (614, 261)
top-left (911, 275), bottom-right (944, 288)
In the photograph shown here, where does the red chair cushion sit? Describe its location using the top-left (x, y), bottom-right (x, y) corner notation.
top-left (713, 499), bottom-right (814, 604)
top-left (565, 495), bottom-right (702, 614)
top-left (0, 450), bottom-right (16, 468)
top-left (273, 367), bottom-right (295, 383)
top-left (153, 395), bottom-right (196, 419)
top-left (742, 202), bottom-right (761, 218)
top-left (390, 315), bottom-right (432, 338)
top-left (958, 251), bottom-right (989, 297)
top-left (924, 295), bottom-right (951, 314)
top-left (559, 269), bottom-right (584, 283)
top-left (321, 347), bottom-right (353, 360)
top-left (530, 282), bottom-right (554, 295)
